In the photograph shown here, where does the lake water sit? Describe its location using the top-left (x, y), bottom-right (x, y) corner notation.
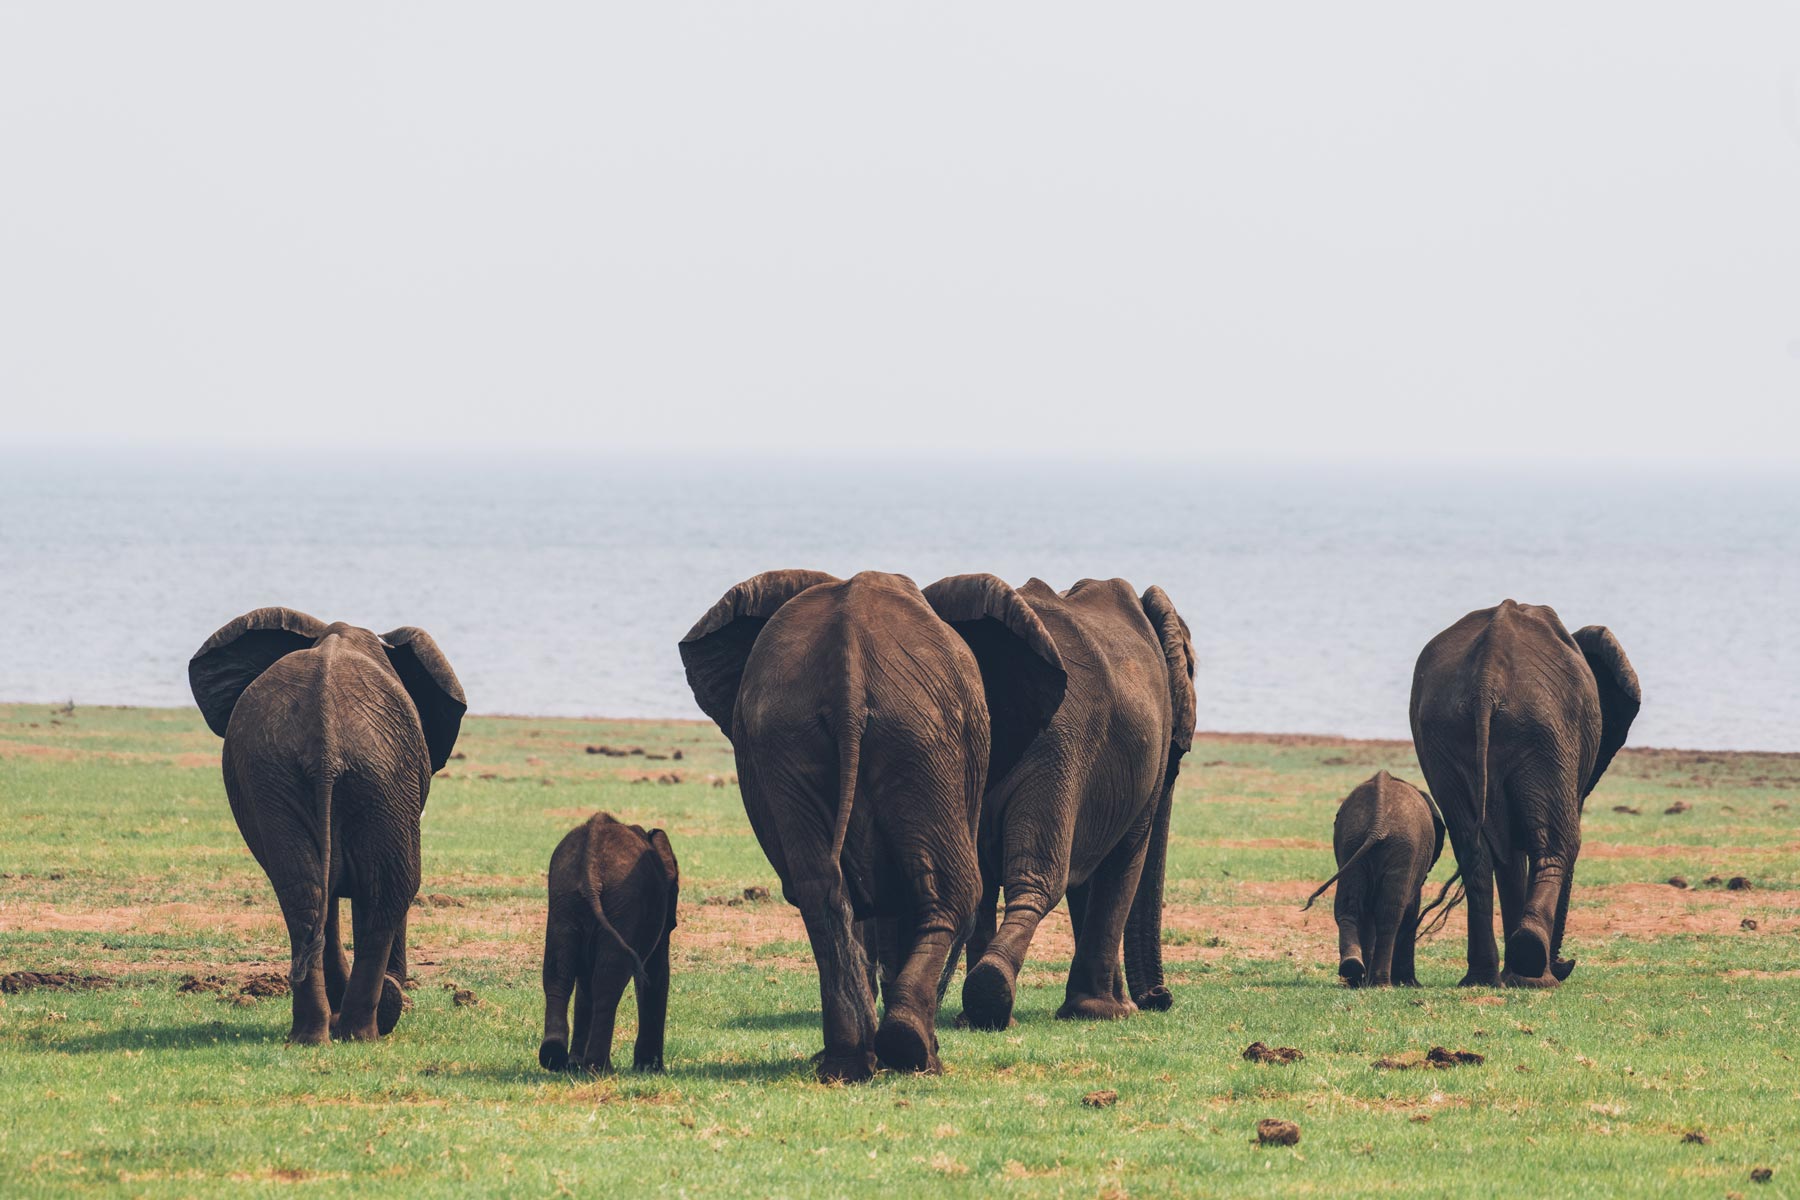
top-left (1, 451), bottom-right (1794, 750)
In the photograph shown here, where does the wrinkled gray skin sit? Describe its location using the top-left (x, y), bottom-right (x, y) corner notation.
top-left (189, 608), bottom-right (465, 1042)
top-left (680, 570), bottom-right (1064, 1082)
top-left (1305, 772), bottom-right (1444, 987)
top-left (1410, 601), bottom-right (1640, 987)
top-left (539, 813), bottom-right (679, 1074)
top-left (925, 577), bottom-right (1196, 1030)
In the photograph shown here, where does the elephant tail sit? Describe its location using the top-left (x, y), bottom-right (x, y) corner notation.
top-left (290, 766), bottom-right (334, 985)
top-left (1417, 867), bottom-right (1465, 938)
top-left (1301, 835), bottom-right (1380, 911)
top-left (582, 818), bottom-right (652, 996)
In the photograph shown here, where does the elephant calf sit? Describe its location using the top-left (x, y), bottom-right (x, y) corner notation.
top-left (539, 813), bottom-right (679, 1074)
top-left (1304, 771), bottom-right (1445, 987)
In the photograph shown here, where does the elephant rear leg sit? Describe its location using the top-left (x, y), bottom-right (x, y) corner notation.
top-left (322, 899), bottom-right (350, 1015)
top-left (1365, 899), bottom-right (1407, 987)
top-left (335, 899), bottom-right (400, 1041)
top-left (575, 952), bottom-right (632, 1074)
top-left (1392, 896), bottom-right (1423, 986)
top-left (1335, 884), bottom-right (1366, 986)
top-left (1058, 816), bottom-right (1151, 1021)
top-left (270, 874), bottom-right (332, 1045)
top-left (795, 879), bottom-right (878, 1083)
top-left (873, 837), bottom-right (979, 1075)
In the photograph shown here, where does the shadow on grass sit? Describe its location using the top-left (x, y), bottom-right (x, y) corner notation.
top-left (725, 1008), bottom-right (821, 1031)
top-left (41, 1020), bottom-right (280, 1054)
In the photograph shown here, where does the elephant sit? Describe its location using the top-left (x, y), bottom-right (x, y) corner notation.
top-left (188, 608), bottom-right (465, 1042)
top-left (679, 569), bottom-right (1065, 1081)
top-left (539, 812), bottom-right (679, 1074)
top-left (924, 576), bottom-right (1196, 1031)
top-left (1410, 601), bottom-right (1640, 987)
top-left (1303, 771), bottom-right (1445, 987)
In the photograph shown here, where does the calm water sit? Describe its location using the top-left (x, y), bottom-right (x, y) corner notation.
top-left (1, 451), bottom-right (1794, 750)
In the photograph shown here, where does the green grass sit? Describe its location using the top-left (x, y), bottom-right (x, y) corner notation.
top-left (3, 705), bottom-right (1798, 1197)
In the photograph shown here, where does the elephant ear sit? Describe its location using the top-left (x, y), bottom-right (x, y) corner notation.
top-left (189, 607), bottom-right (328, 737)
top-left (922, 574), bottom-right (1068, 786)
top-left (380, 627), bottom-right (468, 773)
top-left (1572, 625), bottom-right (1641, 798)
top-left (1140, 585), bottom-right (1196, 754)
top-left (679, 570), bottom-right (840, 737)
top-left (648, 828), bottom-right (680, 929)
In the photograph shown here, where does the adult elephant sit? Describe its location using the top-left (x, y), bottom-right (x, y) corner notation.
top-left (1410, 601), bottom-right (1640, 987)
top-left (679, 570), bottom-right (1064, 1081)
top-left (190, 608), bottom-right (465, 1042)
top-left (925, 576), bottom-right (1196, 1030)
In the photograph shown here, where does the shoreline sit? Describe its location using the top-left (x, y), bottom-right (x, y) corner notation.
top-left (3, 701), bottom-right (1796, 759)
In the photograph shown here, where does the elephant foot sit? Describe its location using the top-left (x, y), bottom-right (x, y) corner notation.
top-left (873, 1013), bottom-right (940, 1075)
top-left (1505, 924), bottom-right (1551, 980)
top-left (961, 960), bottom-right (1017, 1031)
top-left (1457, 968), bottom-right (1502, 988)
top-left (1551, 957), bottom-right (1576, 982)
top-left (376, 974), bottom-right (407, 1036)
top-left (331, 1014), bottom-right (380, 1041)
top-left (1500, 970), bottom-right (1559, 989)
top-left (1133, 985), bottom-right (1173, 1012)
top-left (632, 1056), bottom-right (665, 1073)
top-left (813, 1048), bottom-right (876, 1084)
top-left (538, 1039), bottom-right (569, 1071)
top-left (1339, 956), bottom-right (1365, 986)
top-left (573, 1053), bottom-right (616, 1074)
top-left (1055, 993), bottom-right (1137, 1022)
top-left (286, 1024), bottom-right (330, 1046)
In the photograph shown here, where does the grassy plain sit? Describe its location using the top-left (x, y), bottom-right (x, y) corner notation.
top-left (2, 703), bottom-right (1798, 1198)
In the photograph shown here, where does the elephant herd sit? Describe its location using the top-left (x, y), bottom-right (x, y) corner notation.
top-left (184, 582), bottom-right (1639, 1083)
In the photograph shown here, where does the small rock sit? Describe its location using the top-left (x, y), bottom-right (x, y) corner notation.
top-left (1728, 876), bottom-right (1753, 891)
top-left (1682, 1130), bottom-right (1710, 1145)
top-left (1664, 801), bottom-right (1691, 815)
top-left (672, 750), bottom-right (684, 761)
top-left (1410, 1113), bottom-right (1432, 1123)
top-left (1256, 1118), bottom-right (1300, 1146)
top-left (416, 893), bottom-right (465, 908)
top-left (1741, 918), bottom-right (1760, 931)
top-left (1612, 805), bottom-right (1641, 815)
top-left (1081, 1090), bottom-right (1118, 1108)
top-left (743, 886), bottom-right (770, 902)
top-left (450, 751), bottom-right (466, 760)
top-left (1242, 1041), bottom-right (1304, 1065)
top-left (1751, 1167), bottom-right (1773, 1183)
top-left (1668, 876), bottom-right (1689, 889)
top-left (452, 989), bottom-right (478, 1007)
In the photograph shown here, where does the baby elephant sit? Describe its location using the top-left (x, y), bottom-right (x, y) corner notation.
top-left (1304, 771), bottom-right (1447, 987)
top-left (539, 813), bottom-right (679, 1073)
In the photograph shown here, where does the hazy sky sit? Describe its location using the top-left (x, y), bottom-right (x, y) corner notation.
top-left (3, 5), bottom-right (1798, 459)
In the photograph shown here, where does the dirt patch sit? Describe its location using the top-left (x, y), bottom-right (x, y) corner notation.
top-left (1374, 1047), bottom-right (1483, 1070)
top-left (1255, 1118), bottom-right (1301, 1146)
top-left (239, 973), bottom-right (290, 998)
top-left (177, 974), bottom-right (230, 994)
top-left (415, 893), bottom-right (466, 908)
top-left (1242, 1042), bottom-right (1304, 1064)
top-left (1, 971), bottom-right (117, 993)
top-left (1081, 1089), bottom-right (1118, 1108)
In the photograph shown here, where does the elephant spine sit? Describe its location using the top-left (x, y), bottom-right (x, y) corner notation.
top-left (582, 817), bottom-right (653, 995)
